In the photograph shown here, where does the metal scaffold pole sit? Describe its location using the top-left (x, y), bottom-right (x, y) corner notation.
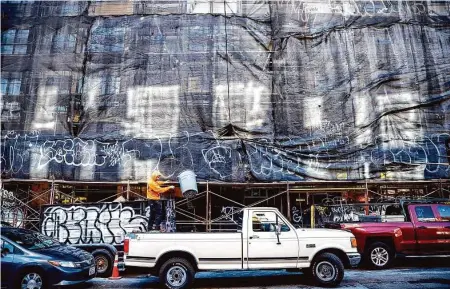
top-left (206, 181), bottom-right (210, 232)
top-left (286, 182), bottom-right (291, 221)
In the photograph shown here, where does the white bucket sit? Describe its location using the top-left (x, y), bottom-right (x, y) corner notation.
top-left (177, 170), bottom-right (198, 198)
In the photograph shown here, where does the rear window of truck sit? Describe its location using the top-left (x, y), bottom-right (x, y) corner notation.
top-left (437, 205), bottom-right (450, 221)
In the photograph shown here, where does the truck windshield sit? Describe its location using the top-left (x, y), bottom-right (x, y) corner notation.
top-left (2, 229), bottom-right (61, 251)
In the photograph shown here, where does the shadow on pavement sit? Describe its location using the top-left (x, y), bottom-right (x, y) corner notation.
top-left (394, 257), bottom-right (450, 268)
top-left (61, 272), bottom-right (309, 289)
top-left (194, 274), bottom-right (307, 288)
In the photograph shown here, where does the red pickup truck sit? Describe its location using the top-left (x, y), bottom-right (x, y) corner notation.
top-left (331, 202), bottom-right (450, 269)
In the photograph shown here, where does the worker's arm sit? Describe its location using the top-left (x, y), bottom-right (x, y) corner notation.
top-left (149, 182), bottom-right (173, 194)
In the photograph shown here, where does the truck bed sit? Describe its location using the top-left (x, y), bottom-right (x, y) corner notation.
top-left (126, 232), bottom-right (244, 270)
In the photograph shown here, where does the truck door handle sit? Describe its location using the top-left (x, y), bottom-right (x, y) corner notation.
top-left (417, 226), bottom-right (427, 229)
top-left (249, 235), bottom-right (259, 239)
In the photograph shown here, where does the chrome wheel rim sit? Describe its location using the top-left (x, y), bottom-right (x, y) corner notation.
top-left (95, 255), bottom-right (109, 274)
top-left (21, 273), bottom-right (43, 289)
top-left (166, 265), bottom-right (187, 287)
top-left (371, 247), bottom-right (389, 266)
top-left (315, 261), bottom-right (336, 282)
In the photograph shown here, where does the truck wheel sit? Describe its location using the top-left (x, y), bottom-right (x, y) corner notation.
top-left (159, 258), bottom-right (195, 289)
top-left (92, 249), bottom-right (114, 277)
top-left (365, 242), bottom-right (394, 269)
top-left (309, 252), bottom-right (344, 287)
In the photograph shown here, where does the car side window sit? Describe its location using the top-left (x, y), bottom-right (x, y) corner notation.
top-left (437, 205), bottom-right (450, 222)
top-left (1, 239), bottom-right (15, 255)
top-left (415, 206), bottom-right (436, 222)
top-left (252, 212), bottom-right (290, 232)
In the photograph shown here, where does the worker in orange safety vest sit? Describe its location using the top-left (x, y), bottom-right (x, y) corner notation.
top-left (147, 170), bottom-right (174, 232)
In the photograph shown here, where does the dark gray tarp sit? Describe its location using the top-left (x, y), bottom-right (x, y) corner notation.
top-left (1, 1), bottom-right (449, 182)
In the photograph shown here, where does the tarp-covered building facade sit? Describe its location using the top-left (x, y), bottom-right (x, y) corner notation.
top-left (2, 0), bottom-right (450, 183)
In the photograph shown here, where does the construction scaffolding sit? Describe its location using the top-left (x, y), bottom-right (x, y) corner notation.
top-left (2, 179), bottom-right (450, 234)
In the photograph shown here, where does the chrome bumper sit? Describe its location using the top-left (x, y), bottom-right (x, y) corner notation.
top-left (347, 253), bottom-right (361, 267)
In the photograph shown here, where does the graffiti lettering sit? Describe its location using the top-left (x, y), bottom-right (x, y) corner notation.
top-left (41, 203), bottom-right (149, 245)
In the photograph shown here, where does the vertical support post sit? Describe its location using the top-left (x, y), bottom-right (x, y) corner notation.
top-left (126, 180), bottom-right (130, 201)
top-left (50, 177), bottom-right (55, 205)
top-left (287, 182), bottom-right (291, 221)
top-left (310, 204), bottom-right (315, 228)
top-left (206, 181), bottom-right (209, 232)
top-left (208, 186), bottom-right (212, 232)
top-left (365, 180), bottom-right (369, 216)
top-left (439, 178), bottom-right (443, 198)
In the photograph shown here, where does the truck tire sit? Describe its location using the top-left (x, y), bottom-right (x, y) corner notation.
top-left (159, 257), bottom-right (195, 289)
top-left (365, 241), bottom-right (394, 270)
top-left (92, 249), bottom-right (114, 277)
top-left (309, 252), bottom-right (344, 287)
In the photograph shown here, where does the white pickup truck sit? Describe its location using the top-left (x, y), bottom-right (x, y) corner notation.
top-left (124, 207), bottom-right (360, 289)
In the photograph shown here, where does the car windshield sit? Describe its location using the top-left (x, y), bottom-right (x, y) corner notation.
top-left (2, 229), bottom-right (60, 251)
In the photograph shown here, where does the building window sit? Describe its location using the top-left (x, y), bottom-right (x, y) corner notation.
top-left (189, 26), bottom-right (211, 52)
top-left (61, 2), bottom-right (81, 16)
top-left (1, 29), bottom-right (29, 55)
top-left (1, 73), bottom-right (22, 96)
top-left (44, 72), bottom-right (81, 95)
top-left (52, 31), bottom-right (76, 53)
top-left (100, 73), bottom-right (120, 95)
top-left (90, 27), bottom-right (124, 53)
top-left (1, 101), bottom-right (21, 122)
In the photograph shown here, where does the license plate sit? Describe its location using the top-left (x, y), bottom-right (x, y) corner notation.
top-left (89, 266), bottom-right (95, 276)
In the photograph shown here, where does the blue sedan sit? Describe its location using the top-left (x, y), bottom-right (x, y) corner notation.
top-left (1, 227), bottom-right (96, 289)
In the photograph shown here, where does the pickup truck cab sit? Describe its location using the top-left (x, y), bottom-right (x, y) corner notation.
top-left (124, 207), bottom-right (360, 289)
top-left (334, 203), bottom-right (450, 269)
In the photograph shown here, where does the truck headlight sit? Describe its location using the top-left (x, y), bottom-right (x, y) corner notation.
top-left (350, 237), bottom-right (357, 248)
top-left (48, 260), bottom-right (76, 268)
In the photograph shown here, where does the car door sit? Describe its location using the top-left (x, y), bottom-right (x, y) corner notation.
top-left (434, 204), bottom-right (450, 254)
top-left (246, 210), bottom-right (299, 269)
top-left (1, 238), bottom-right (16, 288)
top-left (411, 205), bottom-right (448, 254)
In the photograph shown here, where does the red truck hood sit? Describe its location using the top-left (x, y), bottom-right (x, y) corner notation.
top-left (339, 222), bottom-right (412, 236)
top-left (340, 222), bottom-right (407, 229)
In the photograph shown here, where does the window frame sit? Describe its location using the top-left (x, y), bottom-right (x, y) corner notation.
top-left (100, 73), bottom-right (120, 95)
top-left (436, 205), bottom-right (450, 222)
top-left (1, 73), bottom-right (23, 96)
top-left (51, 31), bottom-right (77, 54)
top-left (251, 211), bottom-right (290, 233)
top-left (90, 27), bottom-right (125, 53)
top-left (414, 206), bottom-right (437, 222)
top-left (1, 238), bottom-right (16, 255)
top-left (1, 29), bottom-right (29, 55)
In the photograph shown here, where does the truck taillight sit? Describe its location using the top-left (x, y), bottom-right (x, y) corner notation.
top-left (124, 238), bottom-right (129, 254)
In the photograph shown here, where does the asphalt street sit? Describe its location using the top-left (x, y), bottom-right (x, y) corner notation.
top-left (66, 259), bottom-right (450, 289)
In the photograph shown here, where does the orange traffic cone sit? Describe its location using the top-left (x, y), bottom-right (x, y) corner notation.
top-left (109, 253), bottom-right (122, 279)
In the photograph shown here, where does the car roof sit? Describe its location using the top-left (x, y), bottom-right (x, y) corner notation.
top-left (1, 227), bottom-right (36, 235)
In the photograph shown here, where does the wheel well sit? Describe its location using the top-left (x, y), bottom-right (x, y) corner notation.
top-left (312, 248), bottom-right (349, 268)
top-left (364, 237), bottom-right (395, 253)
top-left (92, 248), bottom-right (113, 258)
top-left (155, 251), bottom-right (198, 273)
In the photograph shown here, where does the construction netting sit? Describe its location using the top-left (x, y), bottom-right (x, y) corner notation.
top-left (1, 0), bottom-right (449, 182)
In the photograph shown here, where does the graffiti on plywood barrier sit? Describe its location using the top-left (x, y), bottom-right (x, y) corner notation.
top-left (41, 200), bottom-right (176, 245)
